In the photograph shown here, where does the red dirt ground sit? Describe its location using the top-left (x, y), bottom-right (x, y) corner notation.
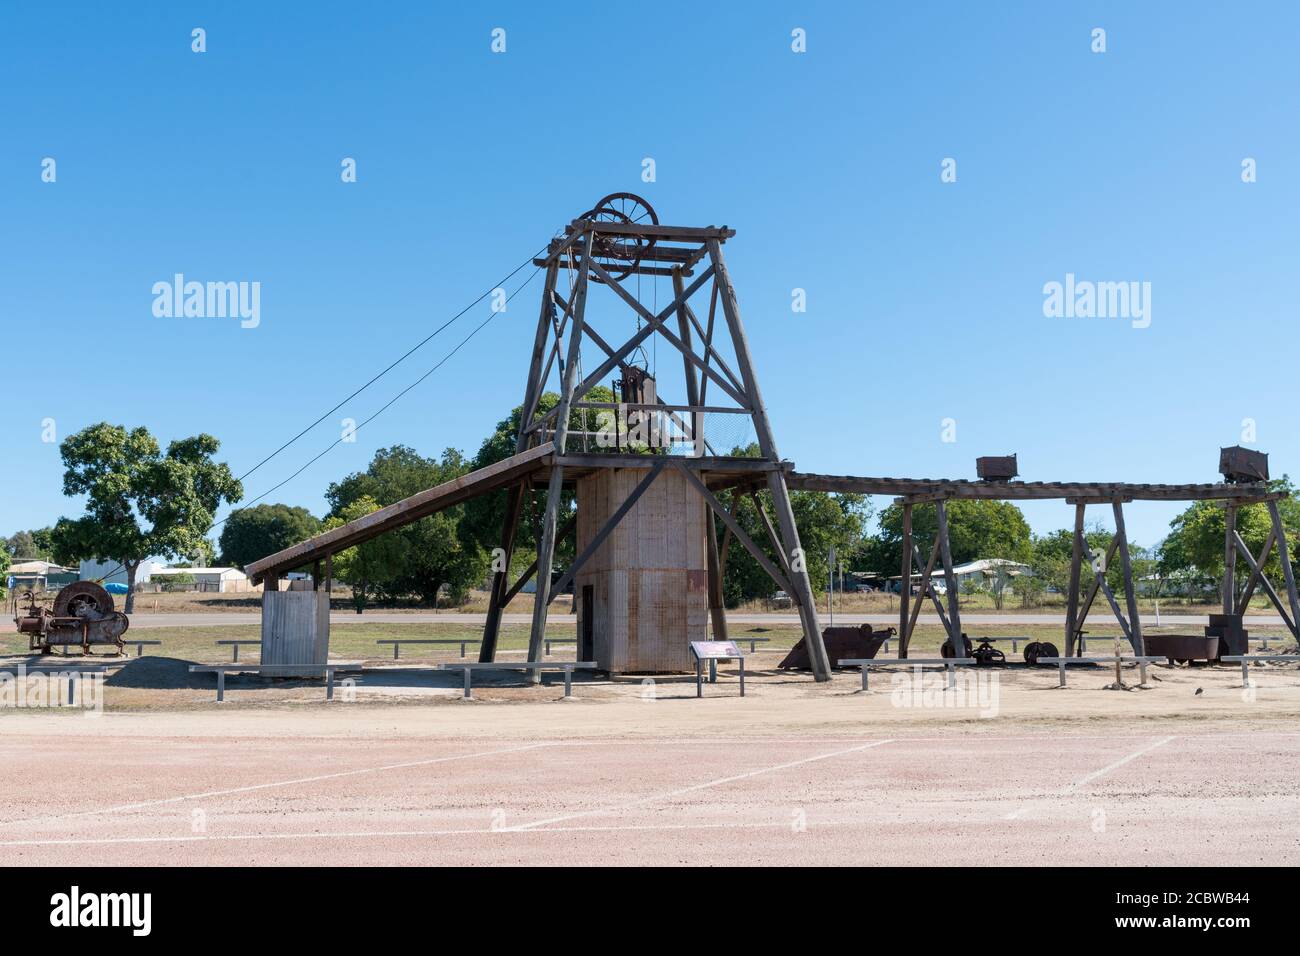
top-left (0, 729), bottom-right (1294, 866)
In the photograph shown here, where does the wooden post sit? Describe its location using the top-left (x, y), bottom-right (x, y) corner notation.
top-left (1266, 499), bottom-right (1300, 637)
top-left (1223, 503), bottom-right (1237, 616)
top-left (675, 265), bottom-right (725, 640)
top-left (934, 499), bottom-right (963, 657)
top-left (707, 239), bottom-right (829, 681)
top-left (527, 233), bottom-right (593, 672)
top-left (1235, 528), bottom-right (1275, 615)
top-left (480, 483), bottom-right (526, 661)
top-left (1064, 503), bottom-right (1085, 656)
top-left (1232, 531), bottom-right (1298, 634)
top-left (905, 538), bottom-right (942, 650)
top-left (1075, 536), bottom-right (1121, 640)
top-left (899, 504), bottom-right (912, 660)
top-left (705, 511), bottom-right (728, 641)
top-left (517, 263), bottom-right (561, 444)
top-left (1112, 500), bottom-right (1144, 655)
top-left (484, 263), bottom-right (560, 662)
top-left (672, 267), bottom-right (703, 454)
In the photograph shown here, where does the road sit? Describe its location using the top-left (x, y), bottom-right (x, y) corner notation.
top-left (10, 611), bottom-right (1284, 630)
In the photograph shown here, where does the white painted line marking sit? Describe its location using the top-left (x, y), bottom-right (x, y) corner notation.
top-left (1003, 735), bottom-right (1175, 820)
top-left (504, 739), bottom-right (894, 832)
top-left (0, 742), bottom-right (556, 829)
top-left (0, 818), bottom-right (863, 849)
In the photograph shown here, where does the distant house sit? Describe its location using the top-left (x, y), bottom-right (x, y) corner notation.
top-left (950, 558), bottom-right (1030, 589)
top-left (886, 558), bottom-right (1029, 596)
top-left (6, 560), bottom-right (78, 592)
top-left (146, 567), bottom-right (251, 593)
top-left (78, 559), bottom-right (163, 587)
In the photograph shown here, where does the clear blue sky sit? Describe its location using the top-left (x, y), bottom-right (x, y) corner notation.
top-left (3, 1), bottom-right (1297, 552)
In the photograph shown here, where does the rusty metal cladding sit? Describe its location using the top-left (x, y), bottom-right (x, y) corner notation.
top-left (1144, 633), bottom-right (1223, 664)
top-left (976, 455), bottom-right (1019, 481)
top-left (1219, 445), bottom-right (1269, 483)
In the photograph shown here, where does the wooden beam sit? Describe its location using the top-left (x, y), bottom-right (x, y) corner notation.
top-left (566, 221), bottom-right (735, 241)
top-left (1223, 504), bottom-right (1237, 616)
top-left (707, 239), bottom-right (829, 682)
top-left (1083, 540), bottom-right (1134, 647)
top-left (1073, 536), bottom-right (1122, 640)
top-left (1232, 530), bottom-right (1298, 637)
top-left (1064, 502), bottom-right (1085, 656)
top-left (501, 515), bottom-right (577, 608)
top-left (1266, 500), bottom-right (1300, 639)
top-left (1113, 500), bottom-right (1144, 654)
top-left (245, 442), bottom-right (555, 581)
top-left (672, 463), bottom-right (795, 598)
top-left (527, 233), bottom-right (594, 671)
top-left (912, 541), bottom-right (951, 635)
top-left (1235, 528), bottom-right (1275, 614)
top-left (903, 538), bottom-right (942, 655)
top-left (790, 473), bottom-right (1280, 502)
top-left (899, 504), bottom-right (912, 659)
top-left (935, 500), bottom-right (963, 656)
top-left (588, 257), bottom-right (749, 408)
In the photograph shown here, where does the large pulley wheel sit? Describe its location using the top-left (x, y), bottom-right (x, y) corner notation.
top-left (578, 192), bottom-right (659, 283)
top-left (53, 581), bottom-right (115, 618)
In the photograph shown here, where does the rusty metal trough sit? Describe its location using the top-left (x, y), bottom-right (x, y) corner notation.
top-left (780, 624), bottom-right (894, 671)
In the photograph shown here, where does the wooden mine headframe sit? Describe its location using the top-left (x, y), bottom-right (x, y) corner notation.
top-left (479, 194), bottom-right (833, 680)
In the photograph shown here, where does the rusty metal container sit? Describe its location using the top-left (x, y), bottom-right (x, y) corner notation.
top-left (1143, 633), bottom-right (1221, 663)
top-left (1219, 446), bottom-right (1268, 483)
top-left (1206, 613), bottom-right (1248, 657)
top-left (780, 624), bottom-right (893, 670)
top-left (976, 455), bottom-right (1018, 481)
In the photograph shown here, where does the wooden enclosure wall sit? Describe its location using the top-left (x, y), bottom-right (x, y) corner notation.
top-left (261, 590), bottom-right (330, 674)
top-left (575, 466), bottom-right (708, 673)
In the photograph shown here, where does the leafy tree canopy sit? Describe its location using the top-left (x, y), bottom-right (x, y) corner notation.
top-left (326, 445), bottom-right (480, 606)
top-left (5, 528), bottom-right (55, 561)
top-left (49, 423), bottom-right (241, 611)
top-left (872, 498), bottom-right (1033, 573)
top-left (219, 503), bottom-right (321, 570)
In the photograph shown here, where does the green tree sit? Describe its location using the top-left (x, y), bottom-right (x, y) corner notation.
top-left (1159, 479), bottom-right (1299, 602)
top-left (49, 423), bottom-right (242, 613)
top-left (460, 387), bottom-right (618, 588)
top-left (219, 503), bottom-right (321, 570)
top-left (0, 544), bottom-right (9, 600)
top-left (874, 499), bottom-right (1033, 573)
top-left (326, 446), bottom-right (479, 606)
top-left (5, 528), bottom-right (55, 561)
top-left (325, 496), bottom-right (407, 612)
top-left (720, 486), bottom-right (872, 608)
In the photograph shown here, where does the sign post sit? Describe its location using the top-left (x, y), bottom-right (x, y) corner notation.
top-left (689, 640), bottom-right (745, 698)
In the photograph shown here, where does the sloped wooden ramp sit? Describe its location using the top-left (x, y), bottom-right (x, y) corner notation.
top-left (244, 442), bottom-right (555, 583)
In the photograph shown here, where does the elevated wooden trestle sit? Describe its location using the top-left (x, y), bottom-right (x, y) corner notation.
top-left (245, 210), bottom-right (1297, 681)
top-left (787, 473), bottom-right (1296, 658)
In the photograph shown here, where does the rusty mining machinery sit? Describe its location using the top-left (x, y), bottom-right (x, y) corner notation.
top-left (13, 581), bottom-right (129, 655)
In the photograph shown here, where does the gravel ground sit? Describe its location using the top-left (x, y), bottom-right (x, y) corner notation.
top-left (0, 658), bottom-right (1296, 866)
